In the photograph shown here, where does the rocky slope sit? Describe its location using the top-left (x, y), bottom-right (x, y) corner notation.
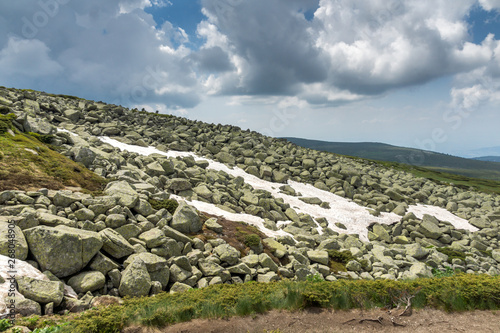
top-left (0, 87), bottom-right (499, 319)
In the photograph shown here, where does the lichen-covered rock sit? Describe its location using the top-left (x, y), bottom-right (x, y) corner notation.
top-left (68, 271), bottom-right (106, 293)
top-left (204, 218), bottom-right (223, 233)
top-left (417, 215), bottom-right (442, 239)
top-left (214, 244), bottom-right (240, 265)
top-left (404, 262), bottom-right (433, 279)
top-left (123, 253), bottom-right (168, 272)
top-left (104, 181), bottom-right (139, 208)
top-left (0, 223), bottom-right (28, 260)
top-left (170, 201), bottom-right (202, 234)
top-left (138, 228), bottom-right (167, 248)
top-left (306, 250), bottom-right (329, 266)
top-left (118, 258), bottom-right (151, 298)
top-left (89, 252), bottom-right (120, 275)
top-left (99, 228), bottom-right (135, 259)
top-left (16, 276), bottom-right (64, 305)
top-left (24, 225), bottom-right (102, 278)
top-left (169, 282), bottom-right (192, 294)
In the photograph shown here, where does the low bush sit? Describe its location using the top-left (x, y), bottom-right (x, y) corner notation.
top-left (17, 273), bottom-right (500, 333)
top-left (148, 198), bottom-right (179, 214)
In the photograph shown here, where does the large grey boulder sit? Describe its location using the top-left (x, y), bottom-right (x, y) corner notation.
top-left (53, 191), bottom-right (89, 207)
top-left (215, 152), bottom-right (235, 165)
top-left (417, 215), bottom-right (442, 239)
top-left (198, 260), bottom-right (224, 276)
top-left (169, 282), bottom-right (192, 294)
top-left (406, 243), bottom-right (429, 260)
top-left (16, 276), bottom-right (64, 305)
top-left (123, 253), bottom-right (168, 272)
top-left (134, 199), bottom-right (155, 217)
top-left (170, 201), bottom-right (202, 234)
top-left (24, 226), bottom-right (102, 278)
top-left (306, 250), bottom-right (329, 266)
top-left (145, 161), bottom-right (165, 177)
top-left (72, 147), bottom-right (96, 168)
top-left (118, 258), bottom-right (151, 298)
top-left (68, 271), bottom-right (106, 293)
top-left (99, 228), bottom-right (135, 259)
top-left (214, 244), bottom-right (240, 265)
top-left (36, 212), bottom-right (76, 228)
top-left (0, 223), bottom-right (28, 260)
top-left (105, 214), bottom-right (127, 228)
top-left (138, 228), bottom-right (167, 248)
top-left (104, 181), bottom-right (139, 208)
top-left (23, 116), bottom-right (55, 135)
top-left (89, 252), bottom-right (120, 275)
top-left (165, 178), bottom-right (192, 193)
top-left (404, 262), bottom-right (433, 279)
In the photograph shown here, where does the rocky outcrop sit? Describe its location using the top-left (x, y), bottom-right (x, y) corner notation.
top-left (1, 87), bottom-right (500, 319)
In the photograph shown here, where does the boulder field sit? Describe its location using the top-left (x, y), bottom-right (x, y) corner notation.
top-left (1, 87), bottom-right (500, 318)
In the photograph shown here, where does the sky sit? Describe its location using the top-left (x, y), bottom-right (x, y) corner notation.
top-left (1, 0), bottom-right (500, 157)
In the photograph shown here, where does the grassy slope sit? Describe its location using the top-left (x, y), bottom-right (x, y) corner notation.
top-left (0, 115), bottom-right (107, 192)
top-left (9, 275), bottom-right (500, 332)
top-left (284, 137), bottom-right (500, 181)
top-left (474, 156), bottom-right (500, 162)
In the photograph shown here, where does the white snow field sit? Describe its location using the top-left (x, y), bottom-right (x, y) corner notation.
top-left (97, 136), bottom-right (479, 240)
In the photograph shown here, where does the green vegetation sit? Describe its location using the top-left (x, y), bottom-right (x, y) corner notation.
top-left (148, 198), bottom-right (179, 214)
top-left (327, 250), bottom-right (353, 272)
top-left (0, 319), bottom-right (12, 331)
top-left (10, 275), bottom-right (499, 333)
top-left (0, 127), bottom-right (107, 192)
top-left (0, 114), bottom-right (16, 134)
top-left (27, 132), bottom-right (55, 144)
top-left (243, 234), bottom-right (261, 247)
top-left (432, 267), bottom-right (456, 278)
top-left (436, 247), bottom-right (469, 263)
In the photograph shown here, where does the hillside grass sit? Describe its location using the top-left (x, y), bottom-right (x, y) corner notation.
top-left (9, 274), bottom-right (500, 333)
top-left (0, 115), bottom-right (107, 192)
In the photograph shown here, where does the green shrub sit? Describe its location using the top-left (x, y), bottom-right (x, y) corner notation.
top-left (436, 247), bottom-right (468, 263)
top-left (0, 319), bottom-right (13, 331)
top-left (432, 267), bottom-right (455, 278)
top-left (0, 114), bottom-right (16, 134)
top-left (27, 132), bottom-right (55, 144)
top-left (305, 273), bottom-right (324, 283)
top-left (326, 250), bottom-right (354, 264)
top-left (244, 234), bottom-right (261, 247)
top-left (148, 199), bottom-right (179, 214)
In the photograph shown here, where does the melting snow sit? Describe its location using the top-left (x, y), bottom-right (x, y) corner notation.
top-left (98, 136), bottom-right (477, 241)
top-left (408, 204), bottom-right (477, 232)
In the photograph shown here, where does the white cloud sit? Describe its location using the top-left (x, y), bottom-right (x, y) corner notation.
top-left (0, 37), bottom-right (62, 77)
top-left (0, 0), bottom-right (500, 113)
top-left (479, 0), bottom-right (500, 10)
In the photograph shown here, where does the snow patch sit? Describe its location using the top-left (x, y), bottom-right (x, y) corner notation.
top-left (407, 204), bottom-right (478, 232)
top-left (97, 136), bottom-right (476, 241)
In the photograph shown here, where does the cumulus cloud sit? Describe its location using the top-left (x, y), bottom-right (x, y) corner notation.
top-left (0, 0), bottom-right (202, 110)
top-left (479, 0), bottom-right (500, 10)
top-left (1, 0), bottom-right (500, 111)
top-left (0, 37), bottom-right (62, 77)
top-left (197, 0), bottom-right (500, 106)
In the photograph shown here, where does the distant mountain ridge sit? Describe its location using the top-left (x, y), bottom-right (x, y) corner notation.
top-left (283, 137), bottom-right (500, 181)
top-left (473, 156), bottom-right (500, 162)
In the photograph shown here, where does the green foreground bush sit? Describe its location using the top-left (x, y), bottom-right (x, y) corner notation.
top-left (16, 274), bottom-right (497, 333)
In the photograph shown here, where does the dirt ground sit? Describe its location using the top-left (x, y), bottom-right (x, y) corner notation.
top-left (123, 308), bottom-right (500, 333)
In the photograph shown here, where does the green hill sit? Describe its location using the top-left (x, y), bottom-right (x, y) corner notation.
top-left (473, 156), bottom-right (500, 162)
top-left (284, 137), bottom-right (500, 181)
